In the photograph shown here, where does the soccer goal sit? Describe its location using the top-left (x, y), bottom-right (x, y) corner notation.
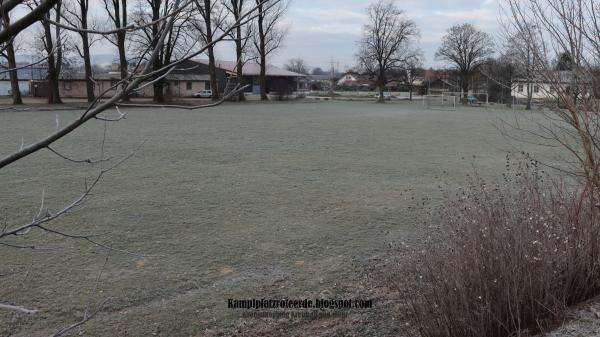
top-left (443, 91), bottom-right (489, 106)
top-left (468, 92), bottom-right (489, 105)
top-left (423, 94), bottom-right (457, 110)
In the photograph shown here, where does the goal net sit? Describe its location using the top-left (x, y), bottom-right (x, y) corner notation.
top-left (423, 94), bottom-right (456, 110)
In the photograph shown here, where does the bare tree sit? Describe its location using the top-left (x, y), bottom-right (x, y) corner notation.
top-left (193, 0), bottom-right (226, 100)
top-left (504, 25), bottom-right (541, 109)
top-left (0, 0), bottom-right (60, 44)
top-left (501, 0), bottom-right (600, 199)
top-left (129, 0), bottom-right (195, 102)
top-left (222, 0), bottom-right (253, 101)
top-left (102, 0), bottom-right (129, 101)
top-left (252, 0), bottom-right (287, 100)
top-left (0, 13), bottom-right (22, 104)
top-left (480, 54), bottom-right (516, 105)
top-left (401, 49), bottom-right (423, 101)
top-left (436, 23), bottom-right (494, 101)
top-left (356, 0), bottom-right (418, 103)
top-left (62, 0), bottom-right (96, 102)
top-left (146, 0), bottom-right (168, 102)
top-left (285, 57), bottom-right (308, 74)
top-left (36, 0), bottom-right (64, 104)
top-left (0, 0), bottom-right (67, 105)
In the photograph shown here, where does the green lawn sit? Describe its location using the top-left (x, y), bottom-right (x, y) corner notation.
top-left (0, 101), bottom-right (559, 336)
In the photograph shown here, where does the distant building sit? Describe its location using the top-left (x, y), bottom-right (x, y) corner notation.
top-left (57, 72), bottom-right (216, 99)
top-left (55, 59), bottom-right (306, 99)
top-left (307, 73), bottom-right (347, 91)
top-left (55, 59), bottom-right (228, 99)
top-left (511, 81), bottom-right (548, 100)
top-left (194, 59), bottom-right (307, 94)
top-left (0, 64), bottom-right (47, 96)
top-left (337, 72), bottom-right (361, 86)
top-left (336, 72), bottom-right (372, 90)
top-left (511, 71), bottom-right (575, 100)
top-left (0, 74), bottom-right (30, 97)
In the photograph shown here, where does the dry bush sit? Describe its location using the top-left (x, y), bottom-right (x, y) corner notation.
top-left (408, 159), bottom-right (600, 337)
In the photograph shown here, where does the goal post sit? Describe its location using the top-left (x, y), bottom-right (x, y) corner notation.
top-left (470, 92), bottom-right (489, 105)
top-left (423, 94), bottom-right (457, 111)
top-left (439, 91), bottom-right (489, 105)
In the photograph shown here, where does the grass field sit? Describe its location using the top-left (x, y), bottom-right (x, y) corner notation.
top-left (0, 101), bottom-right (560, 336)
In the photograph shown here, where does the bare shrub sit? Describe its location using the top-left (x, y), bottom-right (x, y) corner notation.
top-left (408, 159), bottom-right (600, 337)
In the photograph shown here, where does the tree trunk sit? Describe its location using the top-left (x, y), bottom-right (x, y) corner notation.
top-left (526, 83), bottom-right (532, 110)
top-left (259, 53), bottom-right (267, 100)
top-left (54, 2), bottom-right (62, 77)
top-left (153, 78), bottom-right (164, 103)
top-left (6, 41), bottom-right (23, 104)
top-left (235, 41), bottom-right (245, 101)
top-left (409, 86), bottom-right (413, 101)
top-left (204, 0), bottom-right (220, 101)
top-left (378, 67), bottom-right (385, 103)
top-left (207, 51), bottom-right (219, 100)
top-left (525, 47), bottom-right (533, 110)
top-left (233, 0), bottom-right (245, 101)
top-left (80, 0), bottom-right (95, 102)
top-left (257, 2), bottom-right (268, 100)
top-left (115, 0), bottom-right (129, 101)
top-left (461, 77), bottom-right (469, 103)
top-left (151, 0), bottom-right (164, 103)
top-left (43, 18), bottom-right (61, 104)
top-left (117, 31), bottom-right (128, 101)
top-left (6, 42), bottom-right (21, 104)
top-left (2, 13), bottom-right (22, 105)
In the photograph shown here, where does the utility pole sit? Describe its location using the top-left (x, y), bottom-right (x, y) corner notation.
top-left (329, 57), bottom-right (335, 95)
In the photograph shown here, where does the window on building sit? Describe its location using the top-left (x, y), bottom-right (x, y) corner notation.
top-left (186, 81), bottom-right (192, 90)
top-left (63, 81), bottom-right (72, 91)
top-left (534, 85), bottom-right (539, 93)
top-left (205, 82), bottom-right (211, 90)
top-left (518, 84), bottom-right (524, 92)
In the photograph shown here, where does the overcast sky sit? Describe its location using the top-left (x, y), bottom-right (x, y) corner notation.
top-left (224, 0), bottom-right (504, 71)
top-left (87, 0), bottom-right (504, 71)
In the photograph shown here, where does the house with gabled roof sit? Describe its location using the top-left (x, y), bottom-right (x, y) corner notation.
top-left (193, 59), bottom-right (307, 94)
top-left (55, 58), bottom-right (307, 99)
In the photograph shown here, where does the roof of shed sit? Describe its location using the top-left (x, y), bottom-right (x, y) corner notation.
top-left (193, 59), bottom-right (306, 77)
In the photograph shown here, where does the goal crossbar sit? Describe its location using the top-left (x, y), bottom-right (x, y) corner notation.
top-left (422, 94), bottom-right (457, 111)
top-left (435, 91), bottom-right (490, 105)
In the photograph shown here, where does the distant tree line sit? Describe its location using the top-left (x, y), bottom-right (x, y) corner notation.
top-left (0, 0), bottom-right (290, 104)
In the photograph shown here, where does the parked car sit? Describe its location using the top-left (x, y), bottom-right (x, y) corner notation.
top-left (374, 92), bottom-right (392, 100)
top-left (467, 95), bottom-right (478, 104)
top-left (193, 89), bottom-right (212, 98)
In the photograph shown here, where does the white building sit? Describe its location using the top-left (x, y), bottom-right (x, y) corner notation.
top-left (511, 81), bottom-right (550, 100)
top-left (511, 71), bottom-right (575, 100)
top-left (337, 73), bottom-right (359, 86)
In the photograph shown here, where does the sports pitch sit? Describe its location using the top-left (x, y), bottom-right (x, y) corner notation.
top-left (0, 101), bottom-right (560, 336)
